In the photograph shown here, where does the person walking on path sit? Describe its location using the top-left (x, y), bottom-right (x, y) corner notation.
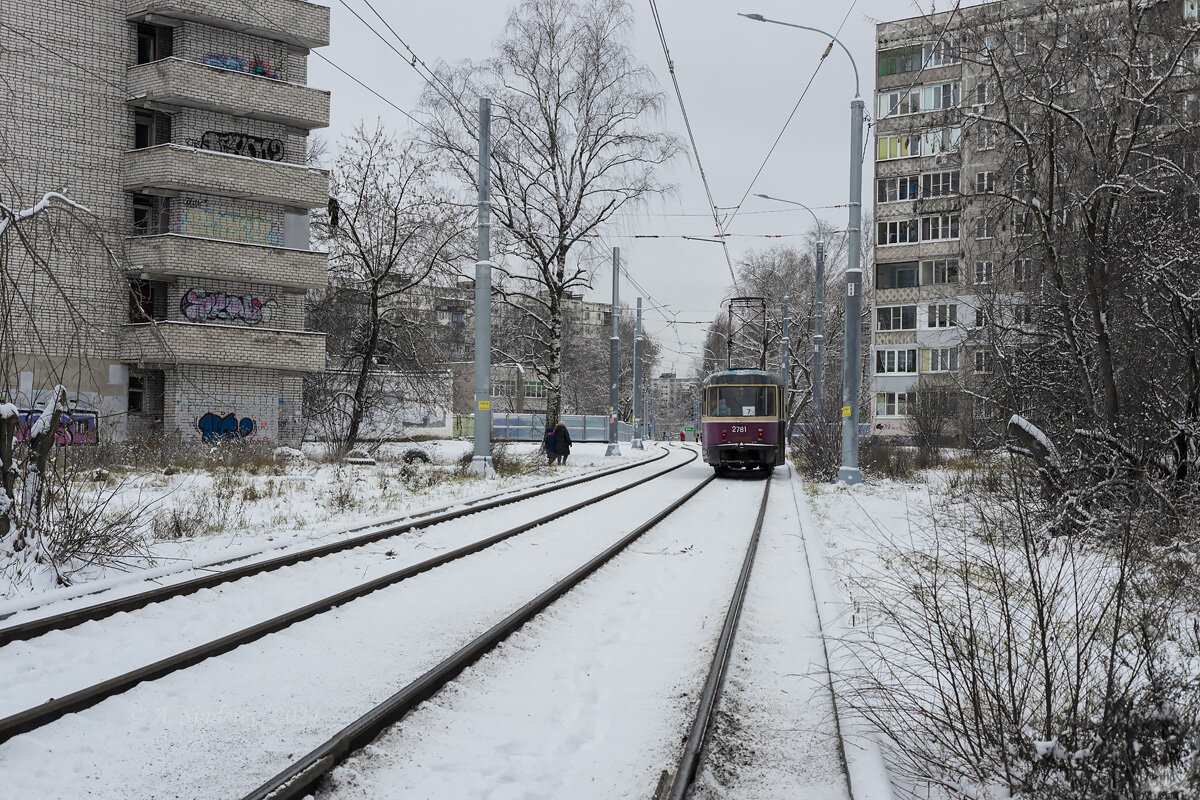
top-left (553, 421), bottom-right (572, 464)
top-left (543, 426), bottom-right (557, 466)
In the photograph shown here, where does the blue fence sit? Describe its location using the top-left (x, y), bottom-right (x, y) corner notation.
top-left (492, 413), bottom-right (633, 443)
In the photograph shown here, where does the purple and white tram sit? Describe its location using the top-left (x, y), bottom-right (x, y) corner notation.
top-left (700, 369), bottom-right (786, 476)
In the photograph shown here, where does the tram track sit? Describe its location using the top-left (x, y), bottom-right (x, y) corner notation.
top-left (0, 446), bottom-right (693, 745)
top-left (0, 446), bottom-right (670, 646)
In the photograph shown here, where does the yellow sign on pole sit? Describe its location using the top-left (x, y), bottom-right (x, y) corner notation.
top-left (841, 405), bottom-right (852, 418)
top-left (478, 400), bottom-right (491, 411)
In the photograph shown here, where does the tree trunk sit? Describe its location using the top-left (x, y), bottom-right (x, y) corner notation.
top-left (345, 289), bottom-right (380, 453)
top-left (0, 408), bottom-right (16, 540)
top-left (546, 290), bottom-right (564, 428)
top-left (18, 384), bottom-right (68, 546)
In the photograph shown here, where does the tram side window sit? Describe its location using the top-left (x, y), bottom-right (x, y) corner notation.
top-left (705, 386), bottom-right (776, 417)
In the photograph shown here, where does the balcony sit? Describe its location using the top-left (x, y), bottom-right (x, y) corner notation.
top-left (124, 144), bottom-right (328, 208)
top-left (127, 0), bottom-right (330, 49)
top-left (121, 321), bottom-right (325, 373)
top-left (127, 58), bottom-right (329, 130)
top-left (125, 234), bottom-right (327, 290)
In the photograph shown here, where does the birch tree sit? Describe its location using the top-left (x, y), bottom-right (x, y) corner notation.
top-left (421, 0), bottom-right (681, 426)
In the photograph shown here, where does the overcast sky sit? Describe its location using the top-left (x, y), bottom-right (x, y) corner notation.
top-left (310, 0), bottom-right (952, 372)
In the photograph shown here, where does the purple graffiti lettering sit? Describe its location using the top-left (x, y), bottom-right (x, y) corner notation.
top-left (15, 410), bottom-right (99, 446)
top-left (181, 289), bottom-right (274, 326)
top-left (197, 412), bottom-right (255, 442)
top-left (249, 57), bottom-right (279, 79)
top-left (179, 209), bottom-right (282, 247)
top-left (197, 131), bottom-right (286, 162)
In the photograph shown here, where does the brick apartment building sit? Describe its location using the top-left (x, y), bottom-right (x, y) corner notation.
top-left (870, 0), bottom-right (1200, 441)
top-left (0, 0), bottom-right (330, 445)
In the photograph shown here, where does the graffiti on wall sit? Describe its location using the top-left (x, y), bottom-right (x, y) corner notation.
top-left (181, 289), bottom-right (276, 326)
top-left (15, 410), bottom-right (100, 445)
top-left (190, 130), bottom-right (285, 162)
top-left (198, 412), bottom-right (256, 441)
top-left (180, 208), bottom-right (282, 247)
top-left (201, 53), bottom-right (280, 80)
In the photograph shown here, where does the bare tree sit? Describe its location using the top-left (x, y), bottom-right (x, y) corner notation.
top-left (309, 124), bottom-right (469, 456)
top-left (421, 0), bottom-right (681, 426)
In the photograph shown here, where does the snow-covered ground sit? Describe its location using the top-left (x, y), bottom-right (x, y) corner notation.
top-left (0, 441), bottom-right (653, 605)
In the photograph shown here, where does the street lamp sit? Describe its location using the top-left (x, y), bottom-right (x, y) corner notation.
top-left (740, 13), bottom-right (864, 486)
top-left (754, 193), bottom-right (826, 415)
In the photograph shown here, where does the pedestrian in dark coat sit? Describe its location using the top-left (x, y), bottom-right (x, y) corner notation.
top-left (553, 421), bottom-right (572, 464)
top-left (543, 426), bottom-right (557, 465)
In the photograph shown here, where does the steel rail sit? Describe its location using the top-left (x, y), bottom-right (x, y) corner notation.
top-left (241, 471), bottom-right (719, 800)
top-left (0, 448), bottom-right (695, 744)
top-left (665, 474), bottom-right (773, 800)
top-left (0, 447), bottom-right (670, 646)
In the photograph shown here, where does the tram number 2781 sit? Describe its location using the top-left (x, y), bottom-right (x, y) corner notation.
top-left (730, 425), bottom-right (747, 433)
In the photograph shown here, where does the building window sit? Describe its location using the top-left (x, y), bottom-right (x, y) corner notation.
top-left (976, 126), bottom-right (997, 150)
top-left (523, 381), bottom-right (546, 399)
top-left (921, 127), bottom-right (961, 155)
top-left (1014, 165), bottom-right (1032, 192)
top-left (1015, 304), bottom-right (1035, 326)
top-left (134, 110), bottom-right (171, 149)
top-left (975, 171), bottom-right (995, 193)
top-left (974, 260), bottom-right (994, 284)
top-left (131, 193), bottom-right (168, 235)
top-left (490, 379), bottom-right (517, 398)
top-left (974, 215), bottom-right (996, 240)
top-left (880, 82), bottom-right (960, 117)
top-left (128, 279), bottom-right (166, 323)
top-left (876, 305), bottom-right (917, 331)
top-left (1015, 258), bottom-right (1036, 286)
top-left (1188, 0), bottom-right (1199, 24)
top-left (925, 40), bottom-right (960, 68)
top-left (876, 261), bottom-right (919, 289)
top-left (921, 213), bottom-right (960, 241)
top-left (972, 307), bottom-right (986, 328)
top-left (878, 219), bottom-right (919, 245)
top-left (877, 135), bottom-right (914, 161)
top-left (1014, 210), bottom-right (1035, 236)
top-left (128, 375), bottom-right (145, 413)
top-left (974, 350), bottom-right (995, 373)
top-left (922, 171), bottom-right (959, 197)
top-left (877, 175), bottom-right (919, 203)
top-left (877, 45), bottom-right (924, 77)
top-left (875, 348), bottom-right (918, 374)
top-left (974, 80), bottom-right (995, 105)
top-left (136, 23), bottom-right (172, 65)
top-left (1013, 31), bottom-right (1029, 54)
top-left (921, 259), bottom-right (959, 285)
top-left (927, 303), bottom-right (958, 328)
top-left (876, 392), bottom-right (911, 417)
top-left (927, 347), bottom-right (959, 372)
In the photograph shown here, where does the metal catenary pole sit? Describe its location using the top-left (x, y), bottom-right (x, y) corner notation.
top-left (606, 247), bottom-right (621, 456)
top-left (780, 292), bottom-right (790, 426)
top-left (632, 297), bottom-right (644, 449)
top-left (813, 241), bottom-right (825, 413)
top-left (838, 97), bottom-right (864, 485)
top-left (469, 98), bottom-right (495, 476)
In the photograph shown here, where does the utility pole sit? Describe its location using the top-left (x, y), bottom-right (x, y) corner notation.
top-left (780, 293), bottom-right (790, 433)
top-left (632, 297), bottom-right (643, 450)
top-left (469, 98), bottom-right (495, 477)
top-left (606, 247), bottom-right (621, 456)
top-left (813, 241), bottom-right (824, 413)
top-left (838, 98), bottom-right (864, 486)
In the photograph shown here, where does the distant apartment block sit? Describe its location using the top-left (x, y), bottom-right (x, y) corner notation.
top-left (0, 0), bottom-right (331, 445)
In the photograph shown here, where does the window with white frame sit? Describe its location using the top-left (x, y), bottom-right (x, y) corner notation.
top-left (974, 260), bottom-right (994, 284)
top-left (975, 80), bottom-right (995, 105)
top-left (972, 307), bottom-right (986, 328)
top-left (921, 127), bottom-right (962, 154)
top-left (878, 219), bottom-right (919, 245)
top-left (974, 216), bottom-right (997, 239)
top-left (922, 82), bottom-right (961, 111)
top-left (926, 40), bottom-right (959, 67)
top-left (921, 259), bottom-right (959, 284)
top-left (921, 213), bottom-right (960, 241)
top-left (1014, 165), bottom-right (1032, 192)
top-left (922, 171), bottom-right (959, 197)
top-left (1187, 0), bottom-right (1199, 23)
top-left (974, 350), bottom-right (995, 373)
top-left (1015, 210), bottom-right (1035, 236)
top-left (523, 381), bottom-right (547, 398)
top-left (927, 347), bottom-right (959, 372)
top-left (975, 171), bottom-right (995, 193)
top-left (876, 84), bottom-right (959, 117)
top-left (877, 135), bottom-right (914, 161)
top-left (875, 392), bottom-right (911, 417)
top-left (1015, 304), bottom-right (1035, 326)
top-left (876, 305), bottom-right (918, 331)
top-left (927, 302), bottom-right (958, 328)
top-left (1015, 258), bottom-right (1036, 286)
top-left (877, 175), bottom-right (919, 203)
top-left (980, 34), bottom-right (997, 58)
top-left (1013, 31), bottom-right (1028, 54)
top-left (977, 126), bottom-right (997, 150)
top-left (875, 348), bottom-right (918, 374)
top-left (877, 88), bottom-right (921, 118)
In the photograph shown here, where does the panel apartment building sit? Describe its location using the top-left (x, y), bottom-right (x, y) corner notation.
top-left (870, 0), bottom-right (1200, 443)
top-left (0, 0), bottom-right (330, 444)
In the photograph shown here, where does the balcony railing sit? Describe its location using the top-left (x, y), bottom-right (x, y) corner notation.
top-left (127, 58), bottom-right (330, 130)
top-left (121, 321), bottom-right (325, 373)
top-left (125, 234), bottom-right (327, 290)
top-left (127, 0), bottom-right (330, 49)
top-left (124, 144), bottom-right (328, 208)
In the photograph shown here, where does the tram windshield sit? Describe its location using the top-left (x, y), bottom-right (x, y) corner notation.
top-left (704, 385), bottom-right (777, 418)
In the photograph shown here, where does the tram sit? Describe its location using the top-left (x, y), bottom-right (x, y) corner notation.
top-left (700, 369), bottom-right (786, 475)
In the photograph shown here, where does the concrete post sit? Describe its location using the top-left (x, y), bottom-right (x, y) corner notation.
top-left (780, 293), bottom-right (790, 441)
top-left (469, 98), bottom-right (495, 477)
top-left (606, 247), bottom-right (621, 457)
top-left (632, 297), bottom-right (644, 449)
top-left (838, 98), bottom-right (865, 485)
top-left (813, 241), bottom-right (825, 413)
